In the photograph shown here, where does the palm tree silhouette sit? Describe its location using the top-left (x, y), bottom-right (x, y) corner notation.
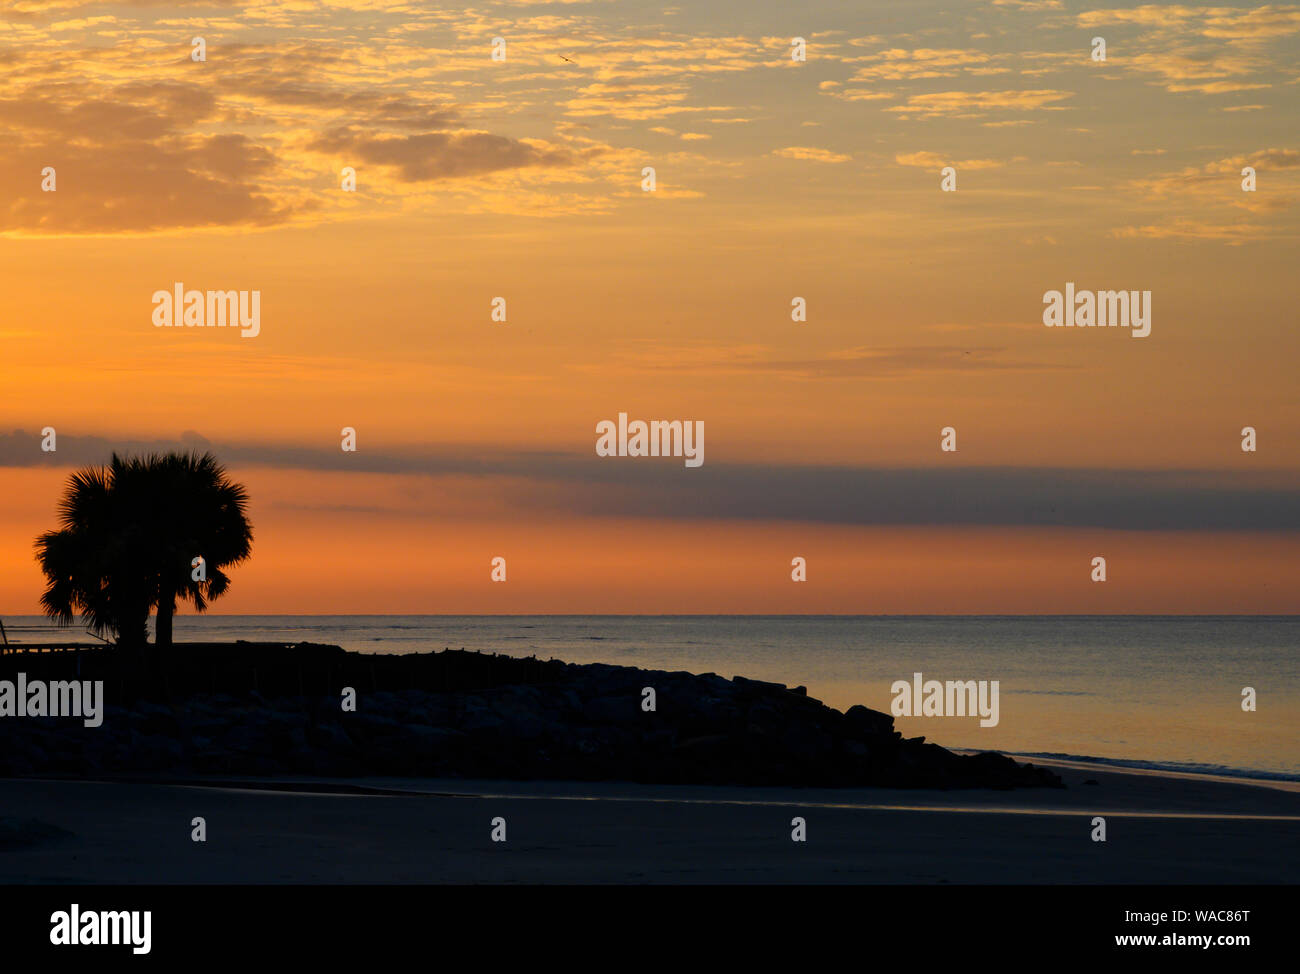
top-left (34, 452), bottom-right (253, 647)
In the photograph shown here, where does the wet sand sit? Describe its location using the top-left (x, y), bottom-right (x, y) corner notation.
top-left (2, 759), bottom-right (1296, 883)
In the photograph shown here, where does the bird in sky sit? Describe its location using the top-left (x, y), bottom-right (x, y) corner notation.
top-left (559, 54), bottom-right (576, 63)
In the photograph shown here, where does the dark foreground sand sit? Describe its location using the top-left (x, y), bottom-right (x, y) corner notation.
top-left (2, 760), bottom-right (1296, 883)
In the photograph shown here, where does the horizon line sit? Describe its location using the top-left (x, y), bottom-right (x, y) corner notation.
top-left (6, 612), bottom-right (1299, 620)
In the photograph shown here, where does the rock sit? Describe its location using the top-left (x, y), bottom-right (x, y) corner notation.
top-left (731, 675), bottom-right (789, 696)
top-left (460, 707), bottom-right (506, 733)
top-left (585, 695), bottom-right (631, 724)
top-left (843, 704), bottom-right (894, 736)
top-left (308, 722), bottom-right (356, 754)
top-left (0, 646), bottom-right (1064, 790)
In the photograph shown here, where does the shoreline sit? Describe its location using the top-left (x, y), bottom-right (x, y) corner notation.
top-left (10, 751), bottom-right (1298, 808)
top-left (7, 751), bottom-right (1300, 804)
top-left (955, 751), bottom-right (1300, 792)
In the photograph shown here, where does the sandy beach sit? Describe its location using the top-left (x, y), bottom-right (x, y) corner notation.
top-left (3, 759), bottom-right (1296, 884)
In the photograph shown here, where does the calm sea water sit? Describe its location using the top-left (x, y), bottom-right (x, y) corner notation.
top-left (7, 615), bottom-right (1296, 780)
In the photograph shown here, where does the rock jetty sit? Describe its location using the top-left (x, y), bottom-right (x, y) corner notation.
top-left (0, 643), bottom-right (1062, 789)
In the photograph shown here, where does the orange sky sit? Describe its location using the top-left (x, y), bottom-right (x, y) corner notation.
top-left (1, 1), bottom-right (1297, 614)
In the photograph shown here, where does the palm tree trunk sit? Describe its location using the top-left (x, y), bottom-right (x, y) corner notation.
top-left (156, 595), bottom-right (175, 647)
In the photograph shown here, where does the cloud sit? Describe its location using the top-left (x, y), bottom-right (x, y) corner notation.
top-left (1114, 48), bottom-right (1272, 94)
top-left (896, 151), bottom-right (1008, 169)
top-left (820, 88), bottom-right (898, 102)
top-left (1132, 148), bottom-right (1300, 194)
top-left (1166, 80), bottom-right (1270, 93)
top-left (4, 430), bottom-right (1296, 532)
top-left (656, 344), bottom-right (1066, 379)
top-left (885, 89), bottom-right (1074, 117)
top-left (1077, 5), bottom-right (1203, 29)
top-left (1078, 5), bottom-right (1300, 40)
top-left (848, 47), bottom-right (999, 81)
top-left (0, 80), bottom-right (217, 141)
top-left (563, 81), bottom-right (731, 120)
top-left (1109, 219), bottom-right (1274, 243)
top-left (649, 127), bottom-right (711, 141)
top-left (3, 0), bottom-right (250, 20)
top-left (770, 146), bottom-right (851, 163)
top-left (1201, 5), bottom-right (1300, 39)
top-left (0, 36), bottom-right (625, 230)
top-left (306, 127), bottom-right (578, 182)
top-left (0, 123), bottom-right (300, 234)
top-left (0, 77), bottom-right (312, 233)
top-left (571, 341), bottom-right (1071, 380)
top-left (215, 78), bottom-right (462, 131)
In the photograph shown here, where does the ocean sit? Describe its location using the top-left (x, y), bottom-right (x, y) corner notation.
top-left (5, 614), bottom-right (1296, 781)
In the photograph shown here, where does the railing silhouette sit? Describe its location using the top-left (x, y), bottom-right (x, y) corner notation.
top-left (0, 636), bottom-right (566, 704)
top-left (0, 618), bottom-right (109, 654)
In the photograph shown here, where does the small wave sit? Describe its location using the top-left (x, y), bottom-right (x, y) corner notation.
top-left (1011, 751), bottom-right (1300, 784)
top-left (1005, 690), bottom-right (1094, 696)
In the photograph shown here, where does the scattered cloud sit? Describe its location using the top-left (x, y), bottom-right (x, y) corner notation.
top-left (771, 146), bottom-right (851, 163)
top-left (896, 150), bottom-right (1010, 169)
top-left (885, 89), bottom-right (1074, 118)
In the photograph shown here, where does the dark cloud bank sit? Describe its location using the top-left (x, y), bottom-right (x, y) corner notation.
top-left (2, 429), bottom-right (1295, 532)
